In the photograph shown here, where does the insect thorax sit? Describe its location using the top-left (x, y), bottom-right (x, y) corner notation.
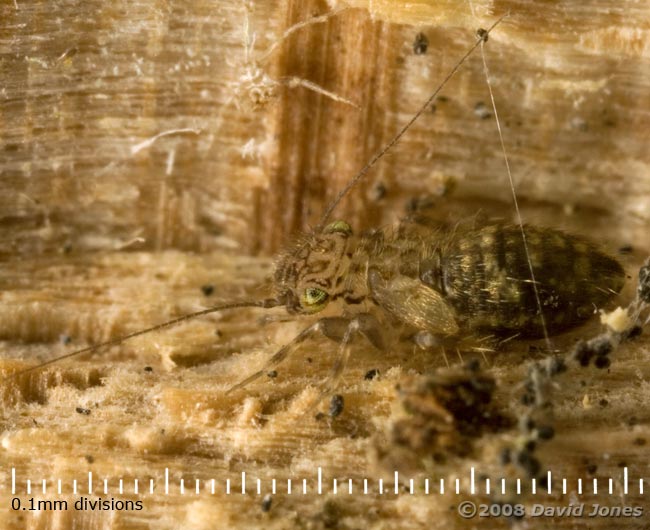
top-left (275, 221), bottom-right (437, 313)
top-left (273, 221), bottom-right (442, 315)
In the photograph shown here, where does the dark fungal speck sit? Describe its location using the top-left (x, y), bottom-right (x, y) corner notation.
top-left (321, 499), bottom-right (340, 528)
top-left (476, 28), bottom-right (489, 42)
top-left (413, 32), bottom-right (428, 55)
top-left (144, 366), bottom-right (153, 373)
top-left (573, 341), bottom-right (591, 366)
top-left (572, 336), bottom-right (613, 367)
top-left (371, 182), bottom-right (387, 201)
top-left (474, 101), bottom-right (491, 120)
top-left (517, 450), bottom-right (541, 477)
top-left (627, 325), bottom-right (642, 339)
top-left (76, 407), bottom-right (91, 415)
top-left (594, 356), bottom-right (611, 369)
top-left (537, 425), bottom-right (555, 440)
top-left (618, 244), bottom-right (633, 254)
top-left (201, 284), bottom-right (214, 296)
top-left (547, 356), bottom-right (567, 376)
top-left (364, 369), bottom-right (379, 380)
top-left (261, 494), bottom-right (272, 512)
top-left (329, 394), bottom-right (344, 418)
top-left (593, 337), bottom-right (613, 357)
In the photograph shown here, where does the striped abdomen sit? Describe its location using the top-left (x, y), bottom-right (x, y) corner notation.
top-left (437, 225), bottom-right (625, 337)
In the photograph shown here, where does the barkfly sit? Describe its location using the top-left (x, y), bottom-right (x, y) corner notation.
top-left (5, 15), bottom-right (626, 400)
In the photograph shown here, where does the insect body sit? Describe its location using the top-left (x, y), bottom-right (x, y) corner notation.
top-left (273, 219), bottom-right (624, 346)
top-left (226, 217), bottom-right (625, 393)
top-left (5, 16), bottom-right (626, 393)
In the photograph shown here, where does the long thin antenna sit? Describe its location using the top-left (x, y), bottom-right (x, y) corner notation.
top-left (6, 298), bottom-right (280, 380)
top-left (479, 39), bottom-right (552, 351)
top-left (316, 13), bottom-right (510, 230)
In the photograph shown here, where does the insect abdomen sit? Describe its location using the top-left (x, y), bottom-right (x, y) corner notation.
top-left (437, 225), bottom-right (625, 337)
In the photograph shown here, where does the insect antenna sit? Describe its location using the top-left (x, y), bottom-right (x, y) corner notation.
top-left (6, 13), bottom-right (510, 384)
top-left (4, 298), bottom-right (282, 380)
top-left (478, 35), bottom-right (552, 351)
top-left (316, 12), bottom-right (510, 231)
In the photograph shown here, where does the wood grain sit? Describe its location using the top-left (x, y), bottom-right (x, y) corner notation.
top-left (1, 1), bottom-right (649, 528)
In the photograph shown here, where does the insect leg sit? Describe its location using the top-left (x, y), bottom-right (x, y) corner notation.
top-left (226, 314), bottom-right (384, 394)
top-left (412, 328), bottom-right (496, 368)
top-left (315, 313), bottom-right (385, 400)
top-left (226, 320), bottom-right (331, 394)
top-left (412, 330), bottom-right (451, 367)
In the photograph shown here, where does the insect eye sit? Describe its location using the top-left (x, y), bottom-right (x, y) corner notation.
top-left (324, 220), bottom-right (352, 237)
top-left (301, 287), bottom-right (329, 311)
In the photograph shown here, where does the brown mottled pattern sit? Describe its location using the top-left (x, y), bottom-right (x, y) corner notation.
top-left (273, 222), bottom-right (624, 338)
top-left (440, 225), bottom-right (625, 337)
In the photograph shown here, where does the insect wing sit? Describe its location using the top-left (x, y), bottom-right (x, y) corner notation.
top-left (369, 271), bottom-right (459, 336)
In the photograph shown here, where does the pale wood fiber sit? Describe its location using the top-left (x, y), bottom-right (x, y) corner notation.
top-left (1, 0), bottom-right (649, 529)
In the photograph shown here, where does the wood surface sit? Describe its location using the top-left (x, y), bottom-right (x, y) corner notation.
top-left (1, 0), bottom-right (649, 528)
